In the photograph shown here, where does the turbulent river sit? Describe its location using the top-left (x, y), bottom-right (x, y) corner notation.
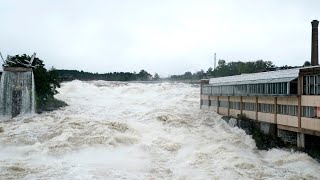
top-left (0, 81), bottom-right (320, 179)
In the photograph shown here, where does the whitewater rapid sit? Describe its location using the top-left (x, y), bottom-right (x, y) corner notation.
top-left (0, 81), bottom-right (319, 179)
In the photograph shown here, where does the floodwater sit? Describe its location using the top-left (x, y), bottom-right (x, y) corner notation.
top-left (0, 81), bottom-right (319, 179)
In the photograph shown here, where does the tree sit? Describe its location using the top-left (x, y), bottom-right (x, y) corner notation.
top-left (194, 69), bottom-right (206, 79)
top-left (218, 59), bottom-right (226, 66)
top-left (183, 71), bottom-right (192, 79)
top-left (153, 73), bottom-right (160, 80)
top-left (213, 60), bottom-right (275, 77)
top-left (303, 61), bottom-right (311, 67)
top-left (137, 69), bottom-right (152, 81)
top-left (206, 67), bottom-right (215, 77)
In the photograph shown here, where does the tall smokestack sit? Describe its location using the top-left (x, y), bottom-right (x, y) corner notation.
top-left (311, 20), bottom-right (319, 66)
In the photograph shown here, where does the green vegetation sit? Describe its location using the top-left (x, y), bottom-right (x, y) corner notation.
top-left (169, 60), bottom-right (275, 80)
top-left (3, 54), bottom-right (67, 113)
top-left (56, 69), bottom-right (153, 81)
top-left (153, 73), bottom-right (160, 80)
top-left (55, 59), bottom-right (279, 82)
top-left (169, 59), bottom-right (310, 81)
top-left (303, 61), bottom-right (311, 67)
top-left (208, 60), bottom-right (275, 77)
top-left (54, 59), bottom-right (307, 82)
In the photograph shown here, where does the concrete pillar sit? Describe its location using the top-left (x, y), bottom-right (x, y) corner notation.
top-left (240, 96), bottom-right (243, 115)
top-left (215, 96), bottom-right (219, 112)
top-left (311, 20), bottom-right (319, 66)
top-left (298, 76), bottom-right (302, 129)
top-left (200, 79), bottom-right (209, 109)
top-left (255, 96), bottom-right (258, 121)
top-left (297, 133), bottom-right (305, 148)
top-left (227, 96), bottom-right (230, 116)
top-left (200, 79), bottom-right (209, 94)
top-left (274, 97), bottom-right (277, 124)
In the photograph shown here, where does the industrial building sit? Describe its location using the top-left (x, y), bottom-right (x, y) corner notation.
top-left (200, 20), bottom-right (320, 148)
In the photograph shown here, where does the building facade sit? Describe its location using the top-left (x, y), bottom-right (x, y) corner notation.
top-left (200, 66), bottom-right (320, 147)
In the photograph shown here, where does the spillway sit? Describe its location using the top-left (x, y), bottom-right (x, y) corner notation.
top-left (0, 81), bottom-right (319, 179)
top-left (0, 67), bottom-right (35, 120)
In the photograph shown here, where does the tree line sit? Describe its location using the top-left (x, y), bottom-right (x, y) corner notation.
top-left (168, 60), bottom-right (311, 80)
top-left (56, 59), bottom-right (311, 82)
top-left (56, 69), bottom-right (160, 81)
top-left (169, 60), bottom-right (275, 80)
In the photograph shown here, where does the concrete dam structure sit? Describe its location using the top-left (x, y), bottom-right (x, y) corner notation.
top-left (0, 67), bottom-right (35, 119)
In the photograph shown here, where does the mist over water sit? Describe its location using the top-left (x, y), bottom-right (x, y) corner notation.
top-left (0, 81), bottom-right (319, 179)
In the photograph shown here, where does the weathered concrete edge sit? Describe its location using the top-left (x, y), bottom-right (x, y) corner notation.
top-left (3, 67), bottom-right (33, 72)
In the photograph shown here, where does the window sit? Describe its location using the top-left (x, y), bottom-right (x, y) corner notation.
top-left (221, 86), bottom-right (233, 95)
top-left (219, 101), bottom-right (229, 108)
top-left (210, 100), bottom-right (218, 106)
top-left (273, 83), bottom-right (276, 94)
top-left (202, 100), bottom-right (210, 106)
top-left (258, 103), bottom-right (274, 113)
top-left (318, 75), bottom-right (320, 94)
top-left (203, 81), bottom-right (291, 96)
top-left (230, 101), bottom-right (241, 110)
top-left (303, 76), bottom-right (308, 94)
top-left (277, 105), bottom-right (287, 114)
top-left (243, 102), bottom-right (256, 111)
top-left (302, 106), bottom-right (316, 118)
top-left (202, 86), bottom-right (210, 95)
top-left (303, 75), bottom-right (320, 95)
top-left (277, 83), bottom-right (281, 94)
top-left (310, 76), bottom-right (315, 95)
top-left (277, 105), bottom-right (298, 116)
top-left (211, 86), bottom-right (221, 95)
top-left (287, 105), bottom-right (298, 116)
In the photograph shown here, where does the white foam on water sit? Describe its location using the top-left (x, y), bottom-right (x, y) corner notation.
top-left (0, 80), bottom-right (319, 179)
top-left (228, 118), bottom-right (238, 127)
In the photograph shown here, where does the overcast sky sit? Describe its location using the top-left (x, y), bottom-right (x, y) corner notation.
top-left (1, 0), bottom-right (319, 76)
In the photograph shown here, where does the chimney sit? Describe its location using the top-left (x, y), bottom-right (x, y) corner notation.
top-left (311, 20), bottom-right (319, 66)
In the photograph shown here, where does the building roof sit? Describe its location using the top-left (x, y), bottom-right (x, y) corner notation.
top-left (209, 68), bottom-right (300, 86)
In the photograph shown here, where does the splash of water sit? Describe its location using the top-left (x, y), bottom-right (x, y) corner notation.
top-left (0, 81), bottom-right (319, 179)
top-left (0, 70), bottom-right (35, 120)
top-left (228, 118), bottom-right (238, 127)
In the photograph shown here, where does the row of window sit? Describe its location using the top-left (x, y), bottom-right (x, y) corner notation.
top-left (202, 82), bottom-right (289, 96)
top-left (303, 75), bottom-right (320, 95)
top-left (277, 105), bottom-right (298, 116)
top-left (201, 100), bottom-right (317, 118)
